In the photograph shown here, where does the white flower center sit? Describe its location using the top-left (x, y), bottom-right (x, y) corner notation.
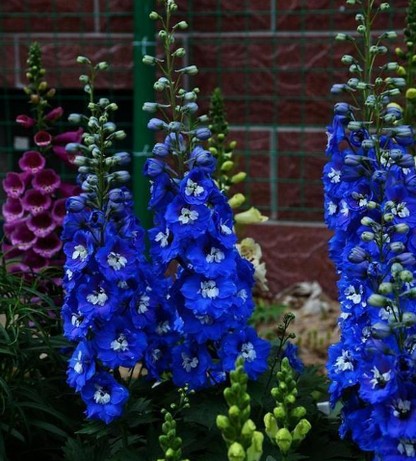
top-left (369, 366), bottom-right (392, 389)
top-left (185, 179), bottom-right (204, 197)
top-left (344, 285), bottom-right (364, 305)
top-left (74, 350), bottom-right (83, 374)
top-left (93, 386), bottom-right (111, 405)
top-left (393, 399), bottom-right (411, 418)
top-left (340, 200), bottom-right (349, 217)
top-left (328, 168), bottom-right (341, 184)
top-left (181, 353), bottom-right (199, 372)
top-left (392, 202), bottom-right (410, 218)
top-left (72, 244), bottom-right (88, 261)
top-left (71, 312), bottom-right (82, 327)
top-left (137, 294), bottom-right (150, 314)
top-left (220, 223), bottom-right (232, 235)
top-left (327, 201), bottom-right (337, 215)
top-left (398, 440), bottom-right (416, 458)
top-left (199, 280), bottom-right (219, 299)
top-left (86, 287), bottom-right (108, 306)
top-left (206, 247), bottom-right (225, 263)
top-left (241, 342), bottom-right (257, 362)
top-left (334, 349), bottom-right (354, 373)
top-left (110, 333), bottom-right (129, 352)
top-left (196, 314), bottom-right (214, 325)
top-left (179, 207), bottom-right (199, 225)
top-left (155, 228), bottom-right (169, 247)
top-left (152, 348), bottom-right (162, 363)
top-left (238, 289), bottom-right (248, 302)
top-left (156, 320), bottom-right (171, 335)
top-left (66, 269), bottom-right (73, 280)
top-left (107, 252), bottom-right (127, 270)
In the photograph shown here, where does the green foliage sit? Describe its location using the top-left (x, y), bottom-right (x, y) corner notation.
top-left (217, 357), bottom-right (264, 461)
top-left (0, 250), bottom-right (83, 461)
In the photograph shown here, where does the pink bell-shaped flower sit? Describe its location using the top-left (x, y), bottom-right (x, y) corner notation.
top-left (16, 114), bottom-right (35, 129)
top-left (27, 212), bottom-right (57, 238)
top-left (45, 107), bottom-right (64, 122)
top-left (22, 189), bottom-right (52, 215)
top-left (10, 222), bottom-right (37, 250)
top-left (33, 232), bottom-right (62, 258)
top-left (34, 130), bottom-right (52, 147)
top-left (18, 151), bottom-right (46, 174)
top-left (23, 250), bottom-right (49, 273)
top-left (32, 168), bottom-right (61, 195)
top-left (3, 172), bottom-right (25, 199)
top-left (52, 198), bottom-right (67, 225)
top-left (2, 198), bottom-right (24, 222)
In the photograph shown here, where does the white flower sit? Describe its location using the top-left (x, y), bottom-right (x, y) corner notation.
top-left (72, 244), bottom-right (88, 261)
top-left (391, 202), bottom-right (410, 218)
top-left (137, 294), bottom-right (150, 314)
top-left (369, 366), bottom-right (392, 389)
top-left (179, 207), bottom-right (199, 225)
top-left (107, 252), bottom-right (127, 270)
top-left (155, 228), bottom-right (169, 247)
top-left (328, 167), bottom-right (341, 184)
top-left (220, 223), bottom-right (232, 235)
top-left (181, 353), bottom-right (199, 372)
top-left (74, 350), bottom-right (83, 374)
top-left (93, 385), bottom-right (111, 405)
top-left (110, 333), bottom-right (129, 352)
top-left (86, 287), bottom-right (108, 306)
top-left (344, 285), bottom-right (364, 305)
top-left (327, 201), bottom-right (337, 215)
top-left (185, 179), bottom-right (204, 197)
top-left (334, 349), bottom-right (354, 373)
top-left (240, 342), bottom-right (257, 362)
top-left (199, 280), bottom-right (219, 299)
top-left (206, 247), bottom-right (225, 263)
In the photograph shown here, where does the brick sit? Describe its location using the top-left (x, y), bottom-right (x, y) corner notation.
top-left (99, 0), bottom-right (133, 33)
top-left (278, 155), bottom-right (302, 179)
top-left (242, 223), bottom-right (336, 297)
top-left (0, 38), bottom-right (16, 87)
top-left (19, 39), bottom-right (133, 89)
top-left (1, 0), bottom-right (95, 33)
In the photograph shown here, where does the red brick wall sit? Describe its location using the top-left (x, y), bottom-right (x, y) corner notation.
top-left (0, 0), bottom-right (409, 297)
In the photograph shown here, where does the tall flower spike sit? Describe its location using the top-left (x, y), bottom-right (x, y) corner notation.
top-left (324, 1), bottom-right (416, 459)
top-left (143, 0), bottom-right (270, 389)
top-left (2, 43), bottom-right (80, 275)
top-left (62, 58), bottom-right (176, 423)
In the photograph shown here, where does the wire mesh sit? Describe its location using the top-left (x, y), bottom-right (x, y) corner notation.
top-left (0, 0), bottom-right (409, 223)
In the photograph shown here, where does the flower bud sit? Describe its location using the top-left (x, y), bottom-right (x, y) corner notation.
top-left (231, 172), bottom-right (247, 184)
top-left (235, 207), bottom-right (268, 224)
top-left (76, 56), bottom-right (91, 64)
top-left (216, 415), bottom-right (230, 431)
top-left (176, 65), bottom-right (198, 75)
top-left (403, 312), bottom-right (416, 327)
top-left (194, 128), bottom-right (211, 140)
top-left (148, 118), bottom-right (167, 131)
top-left (149, 11), bottom-right (160, 20)
top-left (368, 294), bottom-right (389, 307)
top-left (142, 55), bottom-right (157, 66)
top-left (96, 61), bottom-right (109, 70)
top-left (292, 419), bottom-right (312, 445)
top-left (379, 282), bottom-right (393, 294)
top-left (264, 413), bottom-right (279, 442)
top-left (290, 406), bottom-right (307, 420)
top-left (400, 270), bottom-right (414, 283)
top-left (173, 47), bottom-right (186, 57)
top-left (380, 3), bottom-right (390, 11)
top-left (361, 231), bottom-right (375, 242)
top-left (406, 88), bottom-right (416, 100)
top-left (228, 443), bottom-right (246, 461)
top-left (228, 193), bottom-right (246, 209)
top-left (153, 143), bottom-right (170, 157)
top-left (276, 428), bottom-right (292, 455)
top-left (143, 102), bottom-right (159, 113)
top-left (221, 160), bottom-right (234, 172)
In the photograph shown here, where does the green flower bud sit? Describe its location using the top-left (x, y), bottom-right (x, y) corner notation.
top-left (357, 25), bottom-right (366, 34)
top-left (241, 419), bottom-right (256, 440)
top-left (361, 231), bottom-right (375, 242)
top-left (76, 56), bottom-right (91, 64)
top-left (290, 406), bottom-right (307, 420)
top-left (228, 193), bottom-right (246, 209)
top-left (292, 419), bottom-right (312, 445)
top-left (400, 270), bottom-right (414, 283)
top-left (341, 55), bottom-right (354, 65)
top-left (96, 61), bottom-right (109, 70)
top-left (276, 428), bottom-right (292, 455)
top-left (394, 223), bottom-right (410, 234)
top-left (368, 294), bottom-right (389, 307)
top-left (221, 160), bottom-right (234, 171)
top-left (176, 65), bottom-right (198, 75)
top-left (216, 415), bottom-right (230, 431)
top-left (403, 312), bottom-right (416, 327)
top-left (246, 432), bottom-right (264, 461)
top-left (79, 74), bottom-right (89, 84)
top-left (176, 21), bottom-right (188, 29)
top-left (378, 282), bottom-right (394, 294)
top-left (406, 88), bottom-right (416, 100)
top-left (149, 11), bottom-right (160, 20)
top-left (173, 48), bottom-right (186, 57)
top-left (230, 172), bottom-right (247, 184)
top-left (143, 55), bottom-right (157, 66)
top-left (380, 3), bottom-right (390, 11)
top-left (264, 413), bottom-right (279, 442)
top-left (228, 442), bottom-right (246, 461)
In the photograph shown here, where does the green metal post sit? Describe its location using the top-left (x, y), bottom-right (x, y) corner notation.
top-left (132, 0), bottom-right (155, 229)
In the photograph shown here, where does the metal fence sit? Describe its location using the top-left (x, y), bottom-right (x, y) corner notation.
top-left (0, 0), bottom-right (408, 224)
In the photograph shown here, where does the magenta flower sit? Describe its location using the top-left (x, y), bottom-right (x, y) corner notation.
top-left (3, 172), bottom-right (25, 199)
top-left (2, 198), bottom-right (24, 222)
top-left (7, 262), bottom-right (30, 274)
top-left (33, 232), bottom-right (62, 258)
top-left (23, 250), bottom-right (49, 273)
top-left (10, 222), bottom-right (37, 250)
top-left (34, 130), bottom-right (52, 147)
top-left (22, 189), bottom-right (52, 215)
top-left (3, 218), bottom-right (26, 240)
top-left (18, 150), bottom-right (46, 174)
top-left (52, 128), bottom-right (83, 165)
top-left (32, 168), bottom-right (61, 195)
top-left (2, 242), bottom-right (23, 259)
top-left (45, 107), bottom-right (64, 122)
top-left (16, 114), bottom-right (35, 129)
top-left (27, 212), bottom-right (57, 238)
top-left (52, 198), bottom-right (66, 225)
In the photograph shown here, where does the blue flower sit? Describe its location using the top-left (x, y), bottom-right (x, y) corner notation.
top-left (219, 327), bottom-right (270, 380)
top-left (67, 341), bottom-right (96, 391)
top-left (77, 275), bottom-right (118, 321)
top-left (180, 168), bottom-right (213, 205)
top-left (181, 274), bottom-right (236, 319)
top-left (80, 372), bottom-right (129, 424)
top-left (171, 342), bottom-right (212, 389)
top-left (63, 230), bottom-right (95, 272)
top-left (165, 196), bottom-right (210, 238)
top-left (95, 234), bottom-right (137, 280)
top-left (94, 318), bottom-right (147, 369)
